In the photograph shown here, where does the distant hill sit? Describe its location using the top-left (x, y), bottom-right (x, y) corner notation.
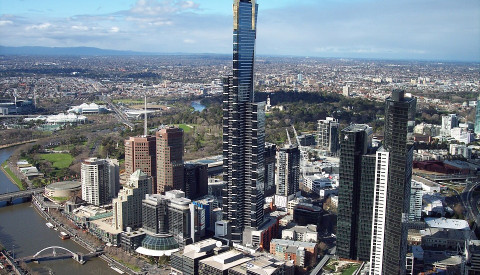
top-left (0, 46), bottom-right (149, 56)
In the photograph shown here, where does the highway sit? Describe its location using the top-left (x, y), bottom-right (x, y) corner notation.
top-left (100, 96), bottom-right (134, 130)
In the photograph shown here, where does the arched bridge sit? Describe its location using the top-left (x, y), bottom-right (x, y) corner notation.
top-left (17, 246), bottom-right (103, 264)
top-left (33, 246), bottom-right (75, 258)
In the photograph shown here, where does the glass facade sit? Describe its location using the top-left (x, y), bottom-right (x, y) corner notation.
top-left (337, 125), bottom-right (374, 261)
top-left (141, 234), bottom-right (179, 251)
top-left (222, 0), bottom-right (265, 242)
top-left (382, 90), bottom-right (416, 274)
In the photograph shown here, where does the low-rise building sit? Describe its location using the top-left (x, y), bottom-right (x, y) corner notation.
top-left (171, 239), bottom-right (218, 275)
top-left (198, 250), bottom-right (252, 275)
top-left (282, 225), bottom-right (318, 243)
top-left (269, 239), bottom-right (318, 269)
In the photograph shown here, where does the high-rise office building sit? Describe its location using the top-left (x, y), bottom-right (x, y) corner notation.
top-left (156, 127), bottom-right (184, 194)
top-left (318, 117), bottom-right (340, 155)
top-left (124, 135), bottom-right (156, 192)
top-left (222, 0), bottom-right (266, 242)
top-left (337, 124), bottom-right (376, 261)
top-left (370, 90), bottom-right (416, 275)
top-left (264, 143), bottom-right (277, 197)
top-left (275, 144), bottom-right (300, 197)
top-left (142, 194), bottom-right (170, 234)
top-left (475, 96), bottom-right (480, 135)
top-left (183, 163), bottom-right (208, 200)
top-left (113, 170), bottom-right (152, 231)
top-left (81, 157), bottom-right (119, 206)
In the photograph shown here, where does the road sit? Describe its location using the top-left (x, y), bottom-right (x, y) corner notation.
top-left (100, 96), bottom-right (134, 130)
top-left (464, 181), bottom-right (480, 228)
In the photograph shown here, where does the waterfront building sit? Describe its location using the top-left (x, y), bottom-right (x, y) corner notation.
top-left (264, 143), bottom-right (277, 197)
top-left (275, 144), bottom-right (300, 197)
top-left (81, 157), bottom-right (119, 206)
top-left (44, 180), bottom-right (81, 200)
top-left (317, 117), bottom-right (340, 155)
top-left (222, 0), bottom-right (266, 242)
top-left (113, 170), bottom-right (152, 231)
top-left (156, 127), bottom-right (184, 194)
top-left (370, 90), bottom-right (416, 275)
top-left (337, 124), bottom-right (376, 261)
top-left (183, 163), bottom-right (208, 200)
top-left (124, 135), bottom-right (156, 192)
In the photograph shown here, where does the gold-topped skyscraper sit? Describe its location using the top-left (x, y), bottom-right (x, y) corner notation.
top-left (222, 0), bottom-right (266, 242)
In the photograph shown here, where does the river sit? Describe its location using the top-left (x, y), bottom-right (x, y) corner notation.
top-left (0, 147), bottom-right (20, 194)
top-left (0, 148), bottom-right (116, 275)
top-left (191, 101), bottom-right (206, 112)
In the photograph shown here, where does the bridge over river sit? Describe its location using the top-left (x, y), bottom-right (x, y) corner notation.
top-left (0, 188), bottom-right (43, 205)
top-left (17, 246), bottom-right (103, 265)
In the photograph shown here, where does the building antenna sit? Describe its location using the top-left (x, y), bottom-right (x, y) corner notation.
top-left (144, 95), bottom-right (148, 136)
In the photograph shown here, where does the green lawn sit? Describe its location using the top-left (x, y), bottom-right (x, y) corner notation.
top-left (177, 124), bottom-right (194, 133)
top-left (342, 264), bottom-right (360, 275)
top-left (38, 153), bottom-right (74, 169)
top-left (111, 256), bottom-right (141, 272)
top-left (53, 144), bottom-right (75, 151)
top-left (1, 161), bottom-right (25, 190)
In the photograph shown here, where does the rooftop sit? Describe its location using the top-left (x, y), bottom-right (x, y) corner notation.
top-left (45, 180), bottom-right (81, 191)
top-left (425, 217), bottom-right (470, 231)
top-left (200, 250), bottom-right (252, 271)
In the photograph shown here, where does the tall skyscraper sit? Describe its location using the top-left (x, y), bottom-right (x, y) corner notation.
top-left (370, 90), bottom-right (416, 275)
top-left (113, 170), bottom-right (152, 230)
top-left (81, 157), bottom-right (119, 206)
top-left (156, 127), bottom-right (184, 194)
top-left (475, 96), bottom-right (480, 135)
top-left (275, 144), bottom-right (300, 197)
top-left (337, 124), bottom-right (375, 261)
top-left (125, 135), bottom-right (156, 192)
top-left (222, 0), bottom-right (266, 242)
top-left (318, 117), bottom-right (340, 155)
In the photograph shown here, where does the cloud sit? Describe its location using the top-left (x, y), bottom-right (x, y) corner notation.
top-left (0, 0), bottom-right (478, 61)
top-left (25, 22), bottom-right (52, 31)
top-left (0, 20), bottom-right (13, 26)
top-left (130, 0), bottom-right (199, 16)
top-left (71, 25), bottom-right (89, 31)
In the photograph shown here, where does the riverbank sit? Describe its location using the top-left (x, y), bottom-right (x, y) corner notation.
top-left (0, 161), bottom-right (25, 191)
top-left (0, 140), bottom-right (37, 150)
top-left (30, 196), bottom-right (142, 275)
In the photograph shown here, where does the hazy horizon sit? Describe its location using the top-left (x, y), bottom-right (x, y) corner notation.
top-left (0, 0), bottom-right (479, 62)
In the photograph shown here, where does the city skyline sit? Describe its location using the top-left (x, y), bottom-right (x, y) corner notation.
top-left (0, 0), bottom-right (479, 61)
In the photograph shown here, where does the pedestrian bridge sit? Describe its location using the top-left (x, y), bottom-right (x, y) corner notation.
top-left (18, 246), bottom-right (102, 264)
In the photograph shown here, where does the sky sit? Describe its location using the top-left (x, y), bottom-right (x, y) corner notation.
top-left (0, 0), bottom-right (479, 61)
